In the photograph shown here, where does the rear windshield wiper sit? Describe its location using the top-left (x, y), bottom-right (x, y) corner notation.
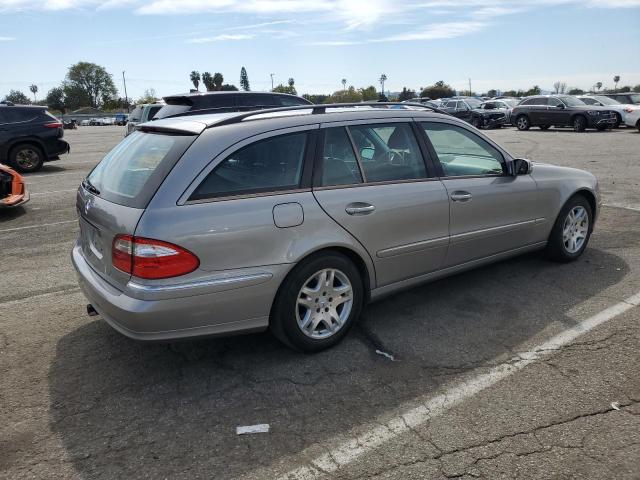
top-left (82, 177), bottom-right (100, 195)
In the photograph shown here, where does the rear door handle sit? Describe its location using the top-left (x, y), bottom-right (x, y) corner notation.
top-left (346, 203), bottom-right (375, 215)
top-left (450, 191), bottom-right (472, 202)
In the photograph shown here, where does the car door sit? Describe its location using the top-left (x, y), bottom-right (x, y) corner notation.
top-left (312, 121), bottom-right (450, 287)
top-left (420, 120), bottom-right (542, 267)
top-left (547, 97), bottom-right (570, 125)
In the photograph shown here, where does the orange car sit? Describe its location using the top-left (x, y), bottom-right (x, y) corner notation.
top-left (0, 163), bottom-right (29, 208)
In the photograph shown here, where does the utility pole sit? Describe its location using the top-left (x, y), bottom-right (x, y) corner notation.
top-left (122, 71), bottom-right (129, 112)
top-left (270, 73), bottom-right (274, 91)
top-left (468, 78), bottom-right (472, 96)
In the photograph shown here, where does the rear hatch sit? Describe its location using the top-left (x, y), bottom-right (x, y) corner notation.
top-left (76, 130), bottom-right (196, 289)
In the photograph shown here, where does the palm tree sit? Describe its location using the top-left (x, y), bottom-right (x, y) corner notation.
top-left (613, 75), bottom-right (620, 92)
top-left (29, 84), bottom-right (38, 102)
top-left (595, 82), bottom-right (602, 92)
top-left (213, 73), bottom-right (224, 91)
top-left (190, 71), bottom-right (200, 91)
top-left (341, 78), bottom-right (347, 93)
top-left (379, 74), bottom-right (387, 96)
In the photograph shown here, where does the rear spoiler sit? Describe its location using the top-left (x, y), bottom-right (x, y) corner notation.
top-left (136, 120), bottom-right (206, 135)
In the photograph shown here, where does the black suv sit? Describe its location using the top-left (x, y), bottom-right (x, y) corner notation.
top-left (154, 91), bottom-right (312, 119)
top-left (440, 97), bottom-right (483, 123)
top-left (0, 103), bottom-right (70, 172)
top-left (512, 95), bottom-right (616, 132)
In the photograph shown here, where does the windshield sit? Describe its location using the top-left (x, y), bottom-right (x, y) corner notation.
top-left (85, 131), bottom-right (195, 208)
top-left (628, 94), bottom-right (640, 104)
top-left (465, 98), bottom-right (482, 108)
top-left (559, 96), bottom-right (586, 107)
top-left (501, 99), bottom-right (517, 107)
top-left (593, 95), bottom-right (620, 105)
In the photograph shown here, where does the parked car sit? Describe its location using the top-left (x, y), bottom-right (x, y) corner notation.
top-left (153, 91), bottom-right (312, 120)
top-left (125, 103), bottom-right (165, 136)
top-left (114, 113), bottom-right (129, 126)
top-left (80, 119), bottom-right (91, 126)
top-left (403, 98), bottom-right (440, 108)
top-left (72, 103), bottom-right (599, 352)
top-left (602, 92), bottom-right (640, 106)
top-left (624, 107), bottom-right (640, 131)
top-left (512, 95), bottom-right (616, 132)
top-left (578, 95), bottom-right (639, 128)
top-left (440, 97), bottom-right (483, 123)
top-left (0, 163), bottom-right (29, 207)
top-left (0, 104), bottom-right (70, 172)
top-left (470, 99), bottom-right (518, 129)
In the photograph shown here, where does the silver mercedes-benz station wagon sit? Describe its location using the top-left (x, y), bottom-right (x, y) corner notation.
top-left (72, 104), bottom-right (599, 351)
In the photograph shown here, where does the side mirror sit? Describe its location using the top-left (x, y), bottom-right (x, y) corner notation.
top-left (360, 147), bottom-right (375, 161)
top-left (510, 158), bottom-right (532, 176)
top-left (555, 103), bottom-right (565, 109)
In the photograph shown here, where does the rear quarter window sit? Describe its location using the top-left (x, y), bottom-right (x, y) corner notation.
top-left (86, 131), bottom-right (195, 208)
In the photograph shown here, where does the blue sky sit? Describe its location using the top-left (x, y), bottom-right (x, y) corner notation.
top-left (1, 0), bottom-right (639, 100)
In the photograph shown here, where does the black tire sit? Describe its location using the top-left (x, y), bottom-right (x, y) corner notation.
top-left (539, 125), bottom-right (550, 130)
top-left (613, 112), bottom-right (621, 129)
top-left (271, 252), bottom-right (364, 352)
top-left (515, 115), bottom-right (530, 131)
top-left (546, 195), bottom-right (593, 263)
top-left (9, 143), bottom-right (44, 173)
top-left (472, 116), bottom-right (483, 129)
top-left (572, 115), bottom-right (587, 132)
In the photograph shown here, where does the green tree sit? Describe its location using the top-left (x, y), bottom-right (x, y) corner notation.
top-left (568, 88), bottom-right (584, 95)
top-left (526, 85), bottom-right (541, 96)
top-left (273, 78), bottom-right (297, 95)
top-left (398, 87), bottom-right (416, 101)
top-left (595, 82), bottom-right (602, 92)
top-left (45, 87), bottom-right (66, 112)
top-left (379, 74), bottom-right (387, 95)
top-left (240, 67), bottom-right (250, 91)
top-left (64, 61), bottom-right (117, 108)
top-left (213, 73), bottom-right (224, 91)
top-left (138, 88), bottom-right (158, 104)
top-left (190, 71), bottom-right (200, 91)
top-left (617, 85), bottom-right (631, 93)
top-left (359, 86), bottom-right (378, 101)
top-left (3, 89), bottom-right (30, 104)
top-left (29, 84), bottom-right (38, 102)
top-left (62, 83), bottom-right (92, 110)
top-left (420, 81), bottom-right (455, 99)
top-left (326, 86), bottom-right (362, 103)
top-left (220, 84), bottom-right (239, 91)
top-left (613, 75), bottom-right (620, 92)
top-left (303, 93), bottom-right (328, 104)
top-left (487, 89), bottom-right (497, 98)
top-left (201, 72), bottom-right (214, 91)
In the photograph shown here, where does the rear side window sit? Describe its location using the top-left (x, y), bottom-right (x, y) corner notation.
top-left (86, 131), bottom-right (195, 208)
top-left (349, 123), bottom-right (426, 183)
top-left (147, 105), bottom-right (162, 120)
top-left (320, 127), bottom-right (363, 187)
top-left (0, 108), bottom-right (39, 123)
top-left (190, 132), bottom-right (308, 200)
top-left (237, 94), bottom-right (276, 107)
top-left (580, 98), bottom-right (597, 105)
top-left (277, 96), bottom-right (310, 106)
top-left (129, 106), bottom-right (142, 122)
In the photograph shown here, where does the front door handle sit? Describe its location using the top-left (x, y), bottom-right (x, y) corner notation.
top-left (450, 191), bottom-right (472, 202)
top-left (346, 203), bottom-right (375, 215)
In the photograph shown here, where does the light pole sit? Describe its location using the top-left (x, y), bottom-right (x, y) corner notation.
top-left (270, 73), bottom-right (274, 91)
top-left (122, 71), bottom-right (129, 113)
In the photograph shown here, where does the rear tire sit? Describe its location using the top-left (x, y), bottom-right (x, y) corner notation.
top-left (9, 143), bottom-right (44, 173)
top-left (572, 115), bottom-right (587, 132)
top-left (516, 115), bottom-right (530, 131)
top-left (270, 252), bottom-right (363, 352)
top-left (546, 195), bottom-right (593, 262)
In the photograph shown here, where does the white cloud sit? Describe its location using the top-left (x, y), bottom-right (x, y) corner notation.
top-left (0, 36), bottom-right (15, 41)
top-left (186, 33), bottom-right (254, 44)
top-left (378, 21), bottom-right (486, 41)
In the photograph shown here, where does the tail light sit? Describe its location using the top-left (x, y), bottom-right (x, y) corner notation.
top-left (112, 234), bottom-right (199, 279)
top-left (44, 122), bottom-right (63, 128)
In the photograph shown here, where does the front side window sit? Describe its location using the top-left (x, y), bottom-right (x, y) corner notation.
top-left (580, 97), bottom-right (598, 105)
top-left (548, 97), bottom-right (562, 107)
top-left (558, 96), bottom-right (585, 107)
top-left (190, 132), bottom-right (308, 200)
top-left (320, 127), bottom-right (363, 187)
top-left (422, 122), bottom-right (504, 177)
top-left (349, 123), bottom-right (427, 183)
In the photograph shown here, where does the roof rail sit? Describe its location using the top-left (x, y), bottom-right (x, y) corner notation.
top-left (163, 102), bottom-right (447, 126)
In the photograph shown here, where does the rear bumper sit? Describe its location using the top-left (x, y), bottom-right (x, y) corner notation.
top-left (0, 189), bottom-right (29, 208)
top-left (71, 243), bottom-right (285, 341)
top-left (46, 139), bottom-right (70, 160)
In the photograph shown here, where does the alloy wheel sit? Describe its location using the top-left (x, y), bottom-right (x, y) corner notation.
top-left (295, 268), bottom-right (353, 339)
top-left (562, 206), bottom-right (589, 254)
top-left (15, 148), bottom-right (40, 170)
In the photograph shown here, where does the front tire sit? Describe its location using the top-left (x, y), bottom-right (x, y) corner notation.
top-left (572, 115), bottom-right (587, 132)
top-left (271, 252), bottom-right (363, 352)
top-left (9, 143), bottom-right (44, 173)
top-left (546, 195), bottom-right (593, 262)
top-left (473, 116), bottom-right (483, 129)
top-left (613, 113), bottom-right (621, 128)
top-left (516, 115), bottom-right (530, 131)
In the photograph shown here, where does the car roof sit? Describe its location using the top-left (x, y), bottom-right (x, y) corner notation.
top-left (0, 104), bottom-right (46, 110)
top-left (139, 106), bottom-right (451, 135)
top-left (164, 91), bottom-right (308, 100)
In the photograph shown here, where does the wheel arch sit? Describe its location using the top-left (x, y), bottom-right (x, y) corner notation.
top-left (572, 188), bottom-right (597, 220)
top-left (7, 137), bottom-right (47, 157)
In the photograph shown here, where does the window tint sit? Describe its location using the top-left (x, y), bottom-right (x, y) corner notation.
top-left (129, 106), bottom-right (142, 122)
top-left (197, 94), bottom-right (236, 109)
top-left (277, 96), bottom-right (309, 106)
top-left (522, 97), bottom-right (547, 106)
top-left (147, 105), bottom-right (162, 120)
top-left (349, 123), bottom-right (426, 183)
top-left (320, 127), bottom-right (363, 187)
top-left (548, 97), bottom-right (562, 107)
top-left (422, 122), bottom-right (504, 177)
top-left (236, 94), bottom-right (276, 107)
top-left (580, 97), bottom-right (598, 105)
top-left (190, 132), bottom-right (308, 200)
top-left (0, 108), bottom-right (38, 123)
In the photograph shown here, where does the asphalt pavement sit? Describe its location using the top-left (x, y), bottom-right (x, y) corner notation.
top-left (1, 125), bottom-right (638, 480)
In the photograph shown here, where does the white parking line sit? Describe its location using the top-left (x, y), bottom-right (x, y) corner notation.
top-left (604, 203), bottom-right (640, 212)
top-left (29, 189), bottom-right (78, 196)
top-left (278, 292), bottom-right (640, 480)
top-left (26, 171), bottom-right (86, 180)
top-left (0, 220), bottom-right (77, 234)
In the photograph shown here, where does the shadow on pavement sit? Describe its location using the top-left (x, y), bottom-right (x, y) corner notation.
top-left (48, 247), bottom-right (628, 479)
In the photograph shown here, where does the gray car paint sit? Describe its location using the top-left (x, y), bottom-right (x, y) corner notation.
top-left (73, 108), bottom-right (599, 341)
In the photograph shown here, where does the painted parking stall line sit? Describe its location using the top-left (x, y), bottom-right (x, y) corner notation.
top-left (278, 292), bottom-right (640, 480)
top-left (0, 219), bottom-right (77, 234)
